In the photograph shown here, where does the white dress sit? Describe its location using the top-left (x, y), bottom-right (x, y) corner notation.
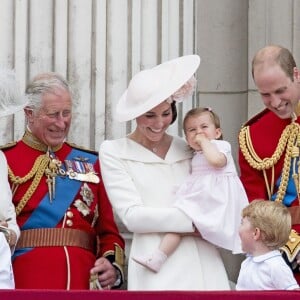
top-left (0, 234), bottom-right (14, 289)
top-left (100, 136), bottom-right (230, 290)
top-left (0, 150), bottom-right (17, 289)
top-left (174, 140), bottom-right (248, 254)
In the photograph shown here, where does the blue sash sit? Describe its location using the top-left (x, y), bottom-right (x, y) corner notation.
top-left (271, 158), bottom-right (298, 206)
top-left (13, 148), bottom-right (97, 258)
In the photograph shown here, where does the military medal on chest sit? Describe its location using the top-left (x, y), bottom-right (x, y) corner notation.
top-left (64, 156), bottom-right (100, 184)
top-left (44, 152), bottom-right (100, 203)
top-left (8, 130), bottom-right (100, 213)
top-left (74, 183), bottom-right (95, 217)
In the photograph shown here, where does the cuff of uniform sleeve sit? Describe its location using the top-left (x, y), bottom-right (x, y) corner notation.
top-left (112, 264), bottom-right (124, 288)
top-left (102, 243), bottom-right (125, 288)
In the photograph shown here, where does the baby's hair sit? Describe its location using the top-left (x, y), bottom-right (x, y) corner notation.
top-left (183, 107), bottom-right (223, 139)
top-left (242, 200), bottom-right (291, 250)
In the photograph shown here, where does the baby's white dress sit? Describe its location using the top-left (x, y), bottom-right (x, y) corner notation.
top-left (174, 139), bottom-right (248, 253)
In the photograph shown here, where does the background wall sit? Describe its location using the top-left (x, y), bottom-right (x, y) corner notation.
top-left (1, 0), bottom-right (300, 288)
top-left (2, 0), bottom-right (300, 156)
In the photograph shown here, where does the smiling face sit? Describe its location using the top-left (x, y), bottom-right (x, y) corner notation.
top-left (26, 88), bottom-right (72, 147)
top-left (254, 64), bottom-right (300, 119)
top-left (135, 100), bottom-right (173, 143)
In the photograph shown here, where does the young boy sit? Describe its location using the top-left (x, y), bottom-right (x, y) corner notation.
top-left (236, 200), bottom-right (299, 290)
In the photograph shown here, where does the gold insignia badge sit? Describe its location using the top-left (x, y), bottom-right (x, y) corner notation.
top-left (280, 229), bottom-right (300, 263)
top-left (74, 199), bottom-right (90, 216)
top-left (74, 184), bottom-right (95, 216)
top-left (80, 183), bottom-right (94, 206)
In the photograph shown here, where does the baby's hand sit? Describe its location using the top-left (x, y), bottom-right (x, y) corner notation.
top-left (195, 133), bottom-right (207, 145)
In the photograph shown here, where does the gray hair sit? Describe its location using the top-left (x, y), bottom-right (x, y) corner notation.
top-left (25, 72), bottom-right (72, 111)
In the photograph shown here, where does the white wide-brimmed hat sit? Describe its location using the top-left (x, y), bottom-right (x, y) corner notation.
top-left (116, 54), bottom-right (201, 122)
top-left (0, 69), bottom-right (28, 118)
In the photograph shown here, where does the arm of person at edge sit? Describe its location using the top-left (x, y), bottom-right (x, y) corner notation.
top-left (99, 141), bottom-right (195, 235)
top-left (90, 161), bottom-right (125, 289)
top-left (0, 151), bottom-right (19, 250)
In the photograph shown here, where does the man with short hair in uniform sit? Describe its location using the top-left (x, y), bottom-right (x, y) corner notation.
top-left (239, 45), bottom-right (300, 283)
top-left (2, 72), bottom-right (125, 290)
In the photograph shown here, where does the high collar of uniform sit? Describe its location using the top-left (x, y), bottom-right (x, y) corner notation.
top-left (295, 101), bottom-right (300, 117)
top-left (22, 129), bottom-right (62, 153)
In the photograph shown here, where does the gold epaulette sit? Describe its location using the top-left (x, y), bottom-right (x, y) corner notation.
top-left (241, 108), bottom-right (269, 128)
top-left (0, 141), bottom-right (17, 150)
top-left (280, 229), bottom-right (300, 262)
top-left (66, 141), bottom-right (98, 155)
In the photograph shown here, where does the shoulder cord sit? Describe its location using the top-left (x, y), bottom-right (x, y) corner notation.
top-left (239, 121), bottom-right (300, 203)
top-left (8, 154), bottom-right (50, 216)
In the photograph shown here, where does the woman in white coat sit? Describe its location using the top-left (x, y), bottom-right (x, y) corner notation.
top-left (99, 55), bottom-right (230, 290)
top-left (0, 69), bottom-right (26, 289)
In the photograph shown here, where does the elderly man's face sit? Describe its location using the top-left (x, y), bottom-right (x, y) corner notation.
top-left (26, 88), bottom-right (72, 147)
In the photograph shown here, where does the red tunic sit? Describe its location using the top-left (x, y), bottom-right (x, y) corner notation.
top-left (3, 138), bottom-right (125, 290)
top-left (238, 109), bottom-right (300, 282)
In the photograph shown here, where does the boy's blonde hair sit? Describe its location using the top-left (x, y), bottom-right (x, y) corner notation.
top-left (242, 200), bottom-right (291, 250)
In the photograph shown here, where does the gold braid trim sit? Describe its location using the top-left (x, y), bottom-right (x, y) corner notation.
top-left (239, 121), bottom-right (300, 203)
top-left (8, 154), bottom-right (51, 216)
top-left (239, 124), bottom-right (293, 170)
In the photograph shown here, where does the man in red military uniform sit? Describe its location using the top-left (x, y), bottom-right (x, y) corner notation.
top-left (239, 45), bottom-right (300, 283)
top-left (2, 72), bottom-right (125, 290)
